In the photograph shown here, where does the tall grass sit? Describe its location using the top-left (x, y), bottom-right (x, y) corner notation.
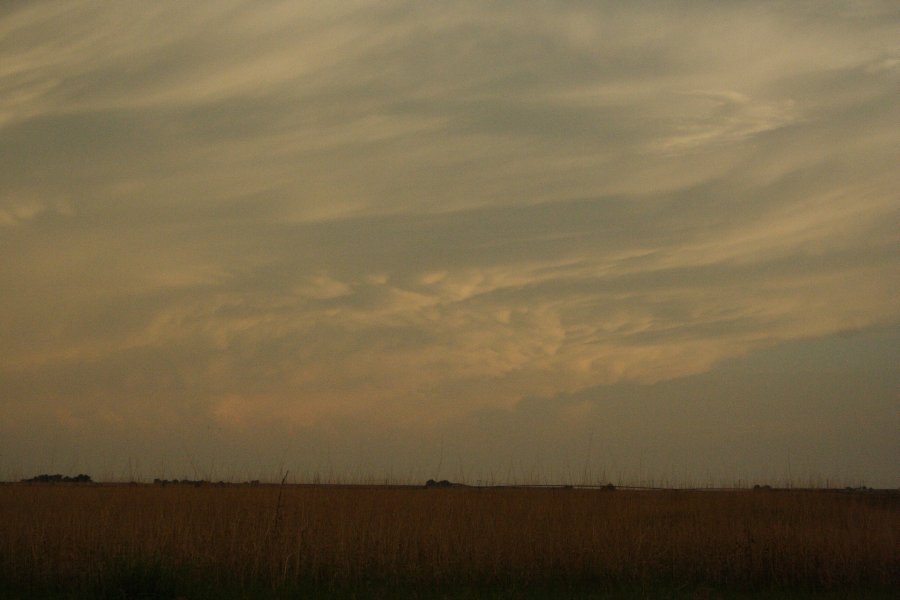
top-left (0, 483), bottom-right (897, 596)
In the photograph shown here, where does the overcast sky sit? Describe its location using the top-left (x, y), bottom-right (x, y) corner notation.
top-left (1, 1), bottom-right (898, 487)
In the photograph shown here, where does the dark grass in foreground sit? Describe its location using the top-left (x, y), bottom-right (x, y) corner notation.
top-left (0, 483), bottom-right (897, 598)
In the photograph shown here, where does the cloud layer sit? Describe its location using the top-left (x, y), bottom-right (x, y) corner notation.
top-left (1, 1), bottom-right (898, 485)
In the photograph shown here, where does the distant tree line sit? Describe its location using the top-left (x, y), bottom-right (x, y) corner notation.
top-left (21, 474), bottom-right (93, 483)
top-left (153, 479), bottom-right (260, 487)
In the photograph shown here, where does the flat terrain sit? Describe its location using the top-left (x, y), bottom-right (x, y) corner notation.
top-left (0, 483), bottom-right (897, 598)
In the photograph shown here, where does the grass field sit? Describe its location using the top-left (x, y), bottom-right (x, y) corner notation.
top-left (0, 482), bottom-right (897, 598)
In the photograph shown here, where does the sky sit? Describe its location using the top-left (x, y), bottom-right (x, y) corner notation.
top-left (1, 1), bottom-right (898, 487)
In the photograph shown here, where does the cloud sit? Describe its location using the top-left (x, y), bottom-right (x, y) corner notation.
top-left (0, 191), bottom-right (73, 226)
top-left (649, 90), bottom-right (797, 153)
top-left (1, 1), bottom-right (898, 484)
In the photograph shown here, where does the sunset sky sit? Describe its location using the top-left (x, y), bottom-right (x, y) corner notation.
top-left (1, 1), bottom-right (898, 487)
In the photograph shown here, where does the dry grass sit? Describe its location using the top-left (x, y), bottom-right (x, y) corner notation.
top-left (0, 483), bottom-right (897, 596)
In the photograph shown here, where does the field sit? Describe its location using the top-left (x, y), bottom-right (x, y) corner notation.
top-left (1, 482), bottom-right (897, 598)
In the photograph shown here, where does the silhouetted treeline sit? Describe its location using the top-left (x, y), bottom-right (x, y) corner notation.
top-left (153, 479), bottom-right (260, 487)
top-left (21, 474), bottom-right (92, 484)
top-left (426, 479), bottom-right (466, 488)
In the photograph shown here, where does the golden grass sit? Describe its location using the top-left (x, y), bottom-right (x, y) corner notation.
top-left (1, 483), bottom-right (897, 594)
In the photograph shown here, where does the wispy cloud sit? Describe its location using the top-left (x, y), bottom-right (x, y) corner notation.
top-left (1, 1), bottom-right (898, 484)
